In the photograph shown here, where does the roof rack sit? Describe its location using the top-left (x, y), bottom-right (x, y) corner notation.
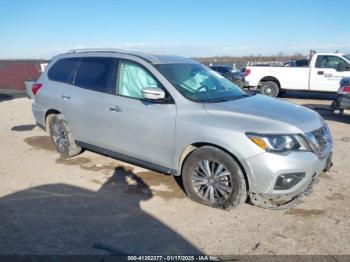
top-left (66, 48), bottom-right (129, 54)
top-left (65, 48), bottom-right (155, 63)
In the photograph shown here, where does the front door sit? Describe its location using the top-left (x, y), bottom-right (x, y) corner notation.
top-left (310, 55), bottom-right (350, 92)
top-left (106, 60), bottom-right (176, 169)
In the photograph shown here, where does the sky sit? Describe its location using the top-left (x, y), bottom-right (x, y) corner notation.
top-left (0, 0), bottom-right (350, 59)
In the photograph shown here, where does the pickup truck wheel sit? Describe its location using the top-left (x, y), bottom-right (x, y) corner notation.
top-left (182, 146), bottom-right (247, 209)
top-left (260, 81), bottom-right (280, 97)
top-left (49, 114), bottom-right (82, 158)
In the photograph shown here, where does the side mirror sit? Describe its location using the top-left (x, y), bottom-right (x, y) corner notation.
top-left (141, 87), bottom-right (166, 100)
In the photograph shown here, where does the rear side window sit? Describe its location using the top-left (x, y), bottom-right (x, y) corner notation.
top-left (48, 58), bottom-right (79, 83)
top-left (74, 57), bottom-right (114, 92)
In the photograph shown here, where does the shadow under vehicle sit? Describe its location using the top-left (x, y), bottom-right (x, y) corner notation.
top-left (0, 167), bottom-right (202, 255)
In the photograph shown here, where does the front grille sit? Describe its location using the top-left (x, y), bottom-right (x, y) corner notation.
top-left (305, 125), bottom-right (332, 158)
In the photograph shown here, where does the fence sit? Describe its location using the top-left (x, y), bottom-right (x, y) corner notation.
top-left (0, 60), bottom-right (46, 90)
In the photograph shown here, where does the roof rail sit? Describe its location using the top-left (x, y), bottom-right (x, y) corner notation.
top-left (66, 48), bottom-right (129, 54)
top-left (64, 48), bottom-right (155, 64)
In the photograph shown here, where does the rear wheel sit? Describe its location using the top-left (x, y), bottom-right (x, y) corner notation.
top-left (182, 146), bottom-right (247, 209)
top-left (49, 114), bottom-right (82, 157)
top-left (260, 81), bottom-right (280, 97)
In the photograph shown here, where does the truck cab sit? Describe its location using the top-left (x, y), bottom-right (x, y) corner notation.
top-left (245, 53), bottom-right (350, 97)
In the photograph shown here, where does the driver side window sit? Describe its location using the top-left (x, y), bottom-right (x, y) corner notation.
top-left (316, 55), bottom-right (349, 71)
top-left (117, 61), bottom-right (159, 99)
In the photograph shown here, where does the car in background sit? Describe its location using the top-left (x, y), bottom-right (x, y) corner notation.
top-left (245, 52), bottom-right (350, 97)
top-left (210, 65), bottom-right (245, 87)
top-left (332, 77), bottom-right (350, 114)
top-left (283, 59), bottom-right (309, 67)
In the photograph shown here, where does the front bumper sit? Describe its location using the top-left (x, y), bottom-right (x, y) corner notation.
top-left (242, 150), bottom-right (332, 209)
top-left (32, 101), bottom-right (46, 128)
top-left (249, 175), bottom-right (320, 209)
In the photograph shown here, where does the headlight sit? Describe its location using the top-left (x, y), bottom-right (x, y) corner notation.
top-left (246, 133), bottom-right (310, 152)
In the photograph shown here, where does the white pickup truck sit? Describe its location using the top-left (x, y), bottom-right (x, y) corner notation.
top-left (244, 53), bottom-right (350, 97)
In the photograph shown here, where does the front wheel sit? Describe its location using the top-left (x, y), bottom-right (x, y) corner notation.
top-left (260, 81), bottom-right (280, 97)
top-left (182, 146), bottom-right (247, 209)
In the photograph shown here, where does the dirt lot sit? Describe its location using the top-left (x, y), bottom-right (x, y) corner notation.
top-left (0, 92), bottom-right (349, 256)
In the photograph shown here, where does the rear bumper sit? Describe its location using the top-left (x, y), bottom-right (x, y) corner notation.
top-left (24, 80), bottom-right (35, 99)
top-left (230, 79), bottom-right (248, 88)
top-left (243, 78), bottom-right (259, 88)
top-left (333, 94), bottom-right (350, 109)
top-left (240, 80), bottom-right (249, 88)
top-left (32, 102), bottom-right (46, 128)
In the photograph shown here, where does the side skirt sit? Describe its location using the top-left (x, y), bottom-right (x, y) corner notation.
top-left (76, 141), bottom-right (178, 176)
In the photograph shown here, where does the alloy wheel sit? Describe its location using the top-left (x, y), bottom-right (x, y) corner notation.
top-left (51, 119), bottom-right (68, 153)
top-left (191, 160), bottom-right (233, 204)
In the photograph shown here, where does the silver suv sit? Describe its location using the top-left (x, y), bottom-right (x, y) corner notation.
top-left (32, 49), bottom-right (333, 209)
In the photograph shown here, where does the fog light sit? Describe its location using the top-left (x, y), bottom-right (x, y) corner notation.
top-left (274, 173), bottom-right (305, 190)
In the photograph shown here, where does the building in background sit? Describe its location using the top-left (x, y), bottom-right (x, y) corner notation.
top-left (0, 60), bottom-right (46, 90)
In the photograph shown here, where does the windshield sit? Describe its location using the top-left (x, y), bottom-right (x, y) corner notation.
top-left (343, 54), bottom-right (350, 62)
top-left (155, 63), bottom-right (247, 102)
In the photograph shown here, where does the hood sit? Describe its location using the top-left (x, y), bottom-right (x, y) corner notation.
top-left (203, 94), bottom-right (324, 134)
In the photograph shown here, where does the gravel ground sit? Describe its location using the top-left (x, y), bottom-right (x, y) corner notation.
top-left (0, 92), bottom-right (349, 256)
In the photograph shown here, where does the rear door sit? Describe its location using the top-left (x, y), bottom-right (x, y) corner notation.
top-left (310, 55), bottom-right (350, 92)
top-left (59, 57), bottom-right (115, 148)
top-left (105, 59), bottom-right (177, 168)
top-left (46, 58), bottom-right (79, 113)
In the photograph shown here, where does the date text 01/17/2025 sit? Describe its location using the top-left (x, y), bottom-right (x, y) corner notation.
top-left (127, 255), bottom-right (220, 261)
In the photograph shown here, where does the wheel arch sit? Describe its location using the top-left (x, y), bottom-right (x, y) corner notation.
top-left (178, 142), bottom-right (250, 192)
top-left (44, 109), bottom-right (61, 131)
top-left (259, 76), bottom-right (281, 89)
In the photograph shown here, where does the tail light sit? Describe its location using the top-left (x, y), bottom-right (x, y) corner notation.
top-left (245, 68), bottom-right (251, 76)
top-left (339, 86), bottom-right (350, 94)
top-left (32, 83), bottom-right (43, 95)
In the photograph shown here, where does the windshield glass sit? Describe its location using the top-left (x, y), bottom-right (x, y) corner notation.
top-left (343, 54), bottom-right (350, 62)
top-left (155, 63), bottom-right (247, 102)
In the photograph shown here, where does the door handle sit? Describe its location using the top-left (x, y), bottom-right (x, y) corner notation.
top-left (109, 105), bottom-right (121, 113)
top-left (61, 94), bottom-right (70, 100)
top-left (317, 71), bottom-right (324, 75)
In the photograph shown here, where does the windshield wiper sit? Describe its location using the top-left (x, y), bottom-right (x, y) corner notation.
top-left (200, 94), bottom-right (249, 103)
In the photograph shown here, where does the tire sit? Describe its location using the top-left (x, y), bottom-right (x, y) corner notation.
top-left (182, 146), bottom-right (247, 209)
top-left (49, 114), bottom-right (82, 158)
top-left (260, 81), bottom-right (280, 97)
